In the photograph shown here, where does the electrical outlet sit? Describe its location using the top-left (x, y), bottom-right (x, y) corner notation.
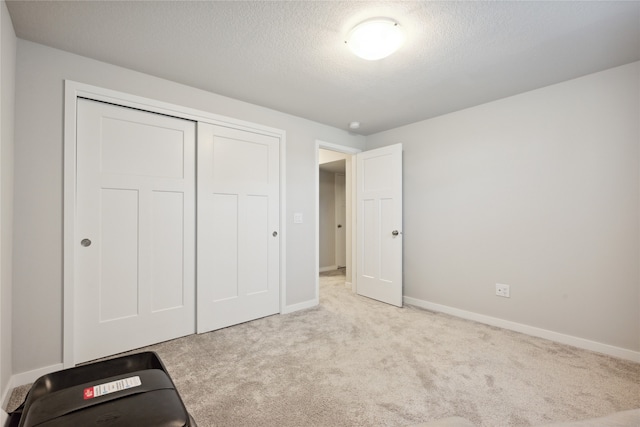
top-left (496, 283), bottom-right (510, 298)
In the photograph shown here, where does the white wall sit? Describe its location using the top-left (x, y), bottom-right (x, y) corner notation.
top-left (0, 0), bottom-right (15, 411)
top-left (12, 40), bottom-right (365, 376)
top-left (367, 62), bottom-right (640, 354)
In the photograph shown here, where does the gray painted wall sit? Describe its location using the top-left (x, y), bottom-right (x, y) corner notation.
top-left (367, 62), bottom-right (640, 352)
top-left (1, 0), bottom-right (15, 403)
top-left (11, 40), bottom-right (365, 375)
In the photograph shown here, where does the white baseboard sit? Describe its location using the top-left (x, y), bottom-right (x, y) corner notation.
top-left (1, 371), bottom-right (16, 413)
top-left (1, 377), bottom-right (12, 414)
top-left (282, 298), bottom-right (319, 314)
top-left (319, 265), bottom-right (338, 273)
top-left (404, 296), bottom-right (640, 363)
top-left (10, 362), bottom-right (64, 389)
top-left (2, 362), bottom-right (64, 415)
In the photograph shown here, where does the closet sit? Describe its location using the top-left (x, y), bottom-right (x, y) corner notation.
top-left (72, 96), bottom-right (280, 363)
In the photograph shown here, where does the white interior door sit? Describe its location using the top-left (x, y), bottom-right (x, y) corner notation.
top-left (75, 99), bottom-right (196, 363)
top-left (356, 144), bottom-right (403, 306)
top-left (197, 123), bottom-right (280, 333)
top-left (335, 173), bottom-right (346, 268)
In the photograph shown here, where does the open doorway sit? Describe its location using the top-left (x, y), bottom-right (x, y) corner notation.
top-left (319, 155), bottom-right (346, 272)
top-left (315, 141), bottom-right (361, 300)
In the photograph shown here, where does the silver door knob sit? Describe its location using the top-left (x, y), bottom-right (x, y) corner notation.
top-left (81, 238), bottom-right (92, 247)
top-left (392, 230), bottom-right (399, 236)
top-left (272, 231), bottom-right (278, 237)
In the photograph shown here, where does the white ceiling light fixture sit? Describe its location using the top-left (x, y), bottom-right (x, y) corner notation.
top-left (346, 18), bottom-right (405, 61)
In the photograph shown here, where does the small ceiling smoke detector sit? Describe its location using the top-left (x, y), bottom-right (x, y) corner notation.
top-left (349, 121), bottom-right (361, 130)
top-left (346, 18), bottom-right (404, 60)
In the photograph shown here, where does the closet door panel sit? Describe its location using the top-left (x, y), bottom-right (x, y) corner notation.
top-left (197, 123), bottom-right (280, 333)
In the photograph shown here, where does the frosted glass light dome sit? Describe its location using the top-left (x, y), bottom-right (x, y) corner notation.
top-left (346, 18), bottom-right (404, 60)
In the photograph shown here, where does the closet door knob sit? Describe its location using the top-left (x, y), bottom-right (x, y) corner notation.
top-left (391, 230), bottom-right (399, 236)
top-left (81, 238), bottom-right (92, 247)
top-left (272, 231), bottom-right (278, 237)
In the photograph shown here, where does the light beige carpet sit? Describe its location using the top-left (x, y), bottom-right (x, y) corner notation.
top-left (7, 270), bottom-right (640, 426)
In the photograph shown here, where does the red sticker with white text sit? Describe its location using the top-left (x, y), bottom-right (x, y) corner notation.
top-left (83, 376), bottom-right (141, 400)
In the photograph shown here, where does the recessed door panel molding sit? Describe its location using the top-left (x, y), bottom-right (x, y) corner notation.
top-left (151, 191), bottom-right (186, 312)
top-left (210, 193), bottom-right (240, 302)
top-left (245, 195), bottom-right (270, 295)
top-left (100, 117), bottom-right (185, 178)
top-left (198, 123), bottom-right (280, 333)
top-left (212, 137), bottom-right (270, 186)
top-left (356, 144), bottom-right (403, 307)
top-left (379, 198), bottom-right (395, 282)
top-left (362, 198), bottom-right (377, 278)
top-left (363, 154), bottom-right (394, 192)
top-left (99, 188), bottom-right (140, 322)
top-left (75, 98), bottom-right (196, 363)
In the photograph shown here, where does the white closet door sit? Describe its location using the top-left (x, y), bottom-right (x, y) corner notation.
top-left (356, 144), bottom-right (403, 307)
top-left (197, 123), bottom-right (280, 333)
top-left (75, 99), bottom-right (195, 363)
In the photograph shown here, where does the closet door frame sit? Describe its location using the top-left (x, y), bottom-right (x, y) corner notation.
top-left (63, 80), bottom-right (287, 368)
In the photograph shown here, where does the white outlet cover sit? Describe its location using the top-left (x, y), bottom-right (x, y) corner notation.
top-left (496, 283), bottom-right (510, 298)
top-left (293, 213), bottom-right (303, 224)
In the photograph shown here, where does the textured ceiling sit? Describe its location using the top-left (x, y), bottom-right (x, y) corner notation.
top-left (6, 1), bottom-right (640, 135)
